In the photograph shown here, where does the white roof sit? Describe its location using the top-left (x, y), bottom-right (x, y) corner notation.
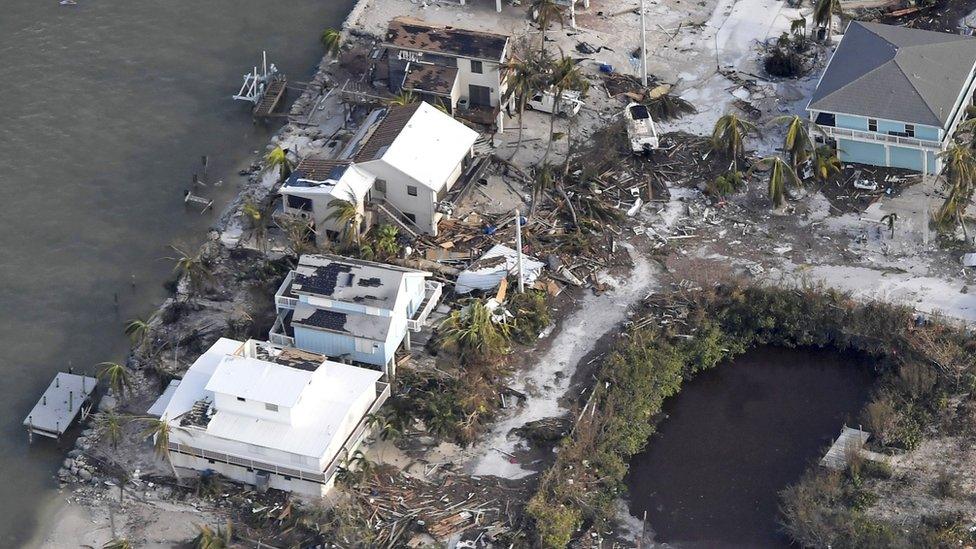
top-left (372, 102), bottom-right (478, 192)
top-left (205, 355), bottom-right (313, 408)
top-left (204, 361), bottom-right (382, 458)
top-left (152, 337), bottom-right (244, 420)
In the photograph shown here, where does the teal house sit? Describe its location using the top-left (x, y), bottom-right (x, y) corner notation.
top-left (269, 255), bottom-right (443, 378)
top-left (807, 22), bottom-right (976, 175)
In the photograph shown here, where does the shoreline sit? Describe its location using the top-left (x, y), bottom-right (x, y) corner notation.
top-left (25, 0), bottom-right (371, 545)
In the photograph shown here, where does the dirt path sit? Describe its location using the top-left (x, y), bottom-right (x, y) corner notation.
top-left (463, 244), bottom-right (659, 479)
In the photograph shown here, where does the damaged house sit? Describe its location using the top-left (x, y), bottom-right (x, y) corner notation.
top-left (270, 254), bottom-right (443, 378)
top-left (280, 101), bottom-right (479, 242)
top-left (808, 21), bottom-right (976, 175)
top-left (148, 338), bottom-right (390, 498)
top-left (377, 17), bottom-right (511, 130)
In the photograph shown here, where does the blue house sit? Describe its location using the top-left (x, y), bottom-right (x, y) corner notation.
top-left (270, 255), bottom-right (443, 378)
top-left (807, 21), bottom-right (976, 175)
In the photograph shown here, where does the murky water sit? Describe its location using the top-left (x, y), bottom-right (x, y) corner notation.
top-left (0, 1), bottom-right (352, 545)
top-left (626, 346), bottom-right (874, 548)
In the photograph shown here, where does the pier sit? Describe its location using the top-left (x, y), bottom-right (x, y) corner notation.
top-left (24, 372), bottom-right (97, 442)
top-left (820, 426), bottom-right (871, 469)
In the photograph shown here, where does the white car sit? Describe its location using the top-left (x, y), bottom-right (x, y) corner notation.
top-left (624, 102), bottom-right (660, 153)
top-left (526, 89), bottom-right (583, 116)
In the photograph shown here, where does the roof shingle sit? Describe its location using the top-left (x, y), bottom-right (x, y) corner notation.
top-left (808, 21), bottom-right (976, 127)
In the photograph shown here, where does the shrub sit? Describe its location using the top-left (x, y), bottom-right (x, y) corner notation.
top-left (508, 289), bottom-right (552, 344)
top-left (861, 396), bottom-right (898, 446)
top-left (860, 459), bottom-right (893, 480)
top-left (934, 471), bottom-right (961, 499)
top-left (526, 495), bottom-right (581, 549)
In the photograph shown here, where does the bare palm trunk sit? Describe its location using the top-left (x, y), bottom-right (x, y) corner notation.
top-left (507, 97), bottom-right (529, 161)
top-left (556, 183), bottom-right (578, 227)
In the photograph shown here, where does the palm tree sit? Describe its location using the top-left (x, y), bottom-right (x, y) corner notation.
top-left (530, 163), bottom-right (555, 218)
top-left (192, 522), bottom-right (233, 549)
top-left (320, 27), bottom-right (342, 57)
top-left (373, 225), bottom-right (400, 259)
top-left (502, 54), bottom-right (546, 160)
top-left (440, 299), bottom-right (510, 362)
top-left (95, 410), bottom-right (126, 450)
top-left (124, 317), bottom-right (151, 346)
top-left (812, 145), bottom-right (842, 182)
top-left (543, 54), bottom-right (588, 162)
top-left (751, 156), bottom-right (802, 209)
top-left (242, 199), bottom-right (267, 250)
top-left (388, 90), bottom-right (418, 107)
top-left (168, 245), bottom-right (213, 296)
top-left (771, 115), bottom-right (815, 169)
top-left (265, 146), bottom-right (293, 183)
top-left (103, 539), bottom-right (133, 549)
top-left (711, 112), bottom-right (757, 174)
top-left (140, 417), bottom-right (181, 482)
top-left (529, 0), bottom-right (565, 54)
top-left (98, 362), bottom-right (133, 402)
top-left (325, 195), bottom-right (363, 247)
top-left (276, 213), bottom-right (317, 256)
top-left (936, 143), bottom-right (976, 240)
top-left (813, 0), bottom-right (842, 41)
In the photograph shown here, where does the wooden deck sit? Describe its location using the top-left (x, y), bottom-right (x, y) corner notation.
top-left (24, 372), bottom-right (97, 442)
top-left (253, 76), bottom-right (287, 118)
top-left (821, 426), bottom-right (871, 469)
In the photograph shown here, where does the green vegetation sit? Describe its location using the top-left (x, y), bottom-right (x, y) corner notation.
top-left (320, 27), bottom-right (342, 57)
top-left (98, 362), bottom-right (133, 402)
top-left (526, 283), bottom-right (976, 547)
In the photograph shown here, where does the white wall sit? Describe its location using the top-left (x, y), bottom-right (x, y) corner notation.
top-left (172, 454), bottom-right (332, 499)
top-left (456, 58), bottom-right (502, 107)
top-left (214, 392), bottom-right (295, 424)
top-left (358, 159), bottom-right (437, 233)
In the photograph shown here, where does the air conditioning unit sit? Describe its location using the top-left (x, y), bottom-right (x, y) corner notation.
top-left (298, 211), bottom-right (310, 220)
top-left (457, 98), bottom-right (470, 111)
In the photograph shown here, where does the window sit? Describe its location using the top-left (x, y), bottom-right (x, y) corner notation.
top-left (407, 185), bottom-right (418, 196)
top-left (265, 402), bottom-right (278, 412)
top-left (868, 119), bottom-right (878, 132)
top-left (470, 60), bottom-right (483, 74)
top-left (905, 124), bottom-right (915, 137)
top-left (374, 179), bottom-right (387, 193)
top-left (236, 397), bottom-right (246, 402)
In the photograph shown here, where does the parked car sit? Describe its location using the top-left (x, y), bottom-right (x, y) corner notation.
top-left (526, 89), bottom-right (583, 116)
top-left (624, 102), bottom-right (660, 153)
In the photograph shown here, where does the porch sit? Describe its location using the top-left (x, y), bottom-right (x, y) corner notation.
top-left (408, 280), bottom-right (444, 332)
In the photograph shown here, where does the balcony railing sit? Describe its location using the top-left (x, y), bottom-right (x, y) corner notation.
top-left (275, 271), bottom-right (298, 311)
top-left (169, 381), bottom-right (390, 486)
top-left (407, 280), bottom-right (444, 332)
top-left (269, 313), bottom-right (295, 347)
top-left (821, 125), bottom-right (941, 150)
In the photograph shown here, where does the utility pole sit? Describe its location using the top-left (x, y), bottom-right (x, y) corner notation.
top-left (515, 208), bottom-right (525, 293)
top-left (640, 0), bottom-right (648, 87)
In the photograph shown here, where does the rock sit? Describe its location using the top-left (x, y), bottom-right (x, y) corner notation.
top-left (81, 429), bottom-right (94, 437)
top-left (79, 469), bottom-right (92, 482)
top-left (67, 449), bottom-right (82, 459)
top-left (99, 395), bottom-right (117, 411)
top-left (63, 458), bottom-right (74, 469)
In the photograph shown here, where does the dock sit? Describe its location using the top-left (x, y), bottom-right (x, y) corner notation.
top-left (253, 75), bottom-right (287, 118)
top-left (820, 426), bottom-right (871, 469)
top-left (24, 372), bottom-right (97, 442)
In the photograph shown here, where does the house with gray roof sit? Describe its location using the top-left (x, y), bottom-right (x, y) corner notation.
top-left (807, 21), bottom-right (976, 174)
top-left (269, 254), bottom-right (443, 378)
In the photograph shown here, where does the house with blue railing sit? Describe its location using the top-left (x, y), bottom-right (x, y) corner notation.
top-left (807, 21), bottom-right (976, 175)
top-left (270, 254), bottom-right (442, 378)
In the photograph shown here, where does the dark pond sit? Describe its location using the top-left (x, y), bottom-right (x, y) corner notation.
top-left (625, 346), bottom-right (874, 548)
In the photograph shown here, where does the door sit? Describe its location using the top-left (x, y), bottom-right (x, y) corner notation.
top-left (468, 84), bottom-right (491, 107)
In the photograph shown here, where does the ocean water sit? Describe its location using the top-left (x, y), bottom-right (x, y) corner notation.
top-left (0, 1), bottom-right (353, 544)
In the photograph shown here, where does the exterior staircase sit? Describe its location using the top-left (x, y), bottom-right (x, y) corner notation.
top-left (369, 197), bottom-right (423, 239)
